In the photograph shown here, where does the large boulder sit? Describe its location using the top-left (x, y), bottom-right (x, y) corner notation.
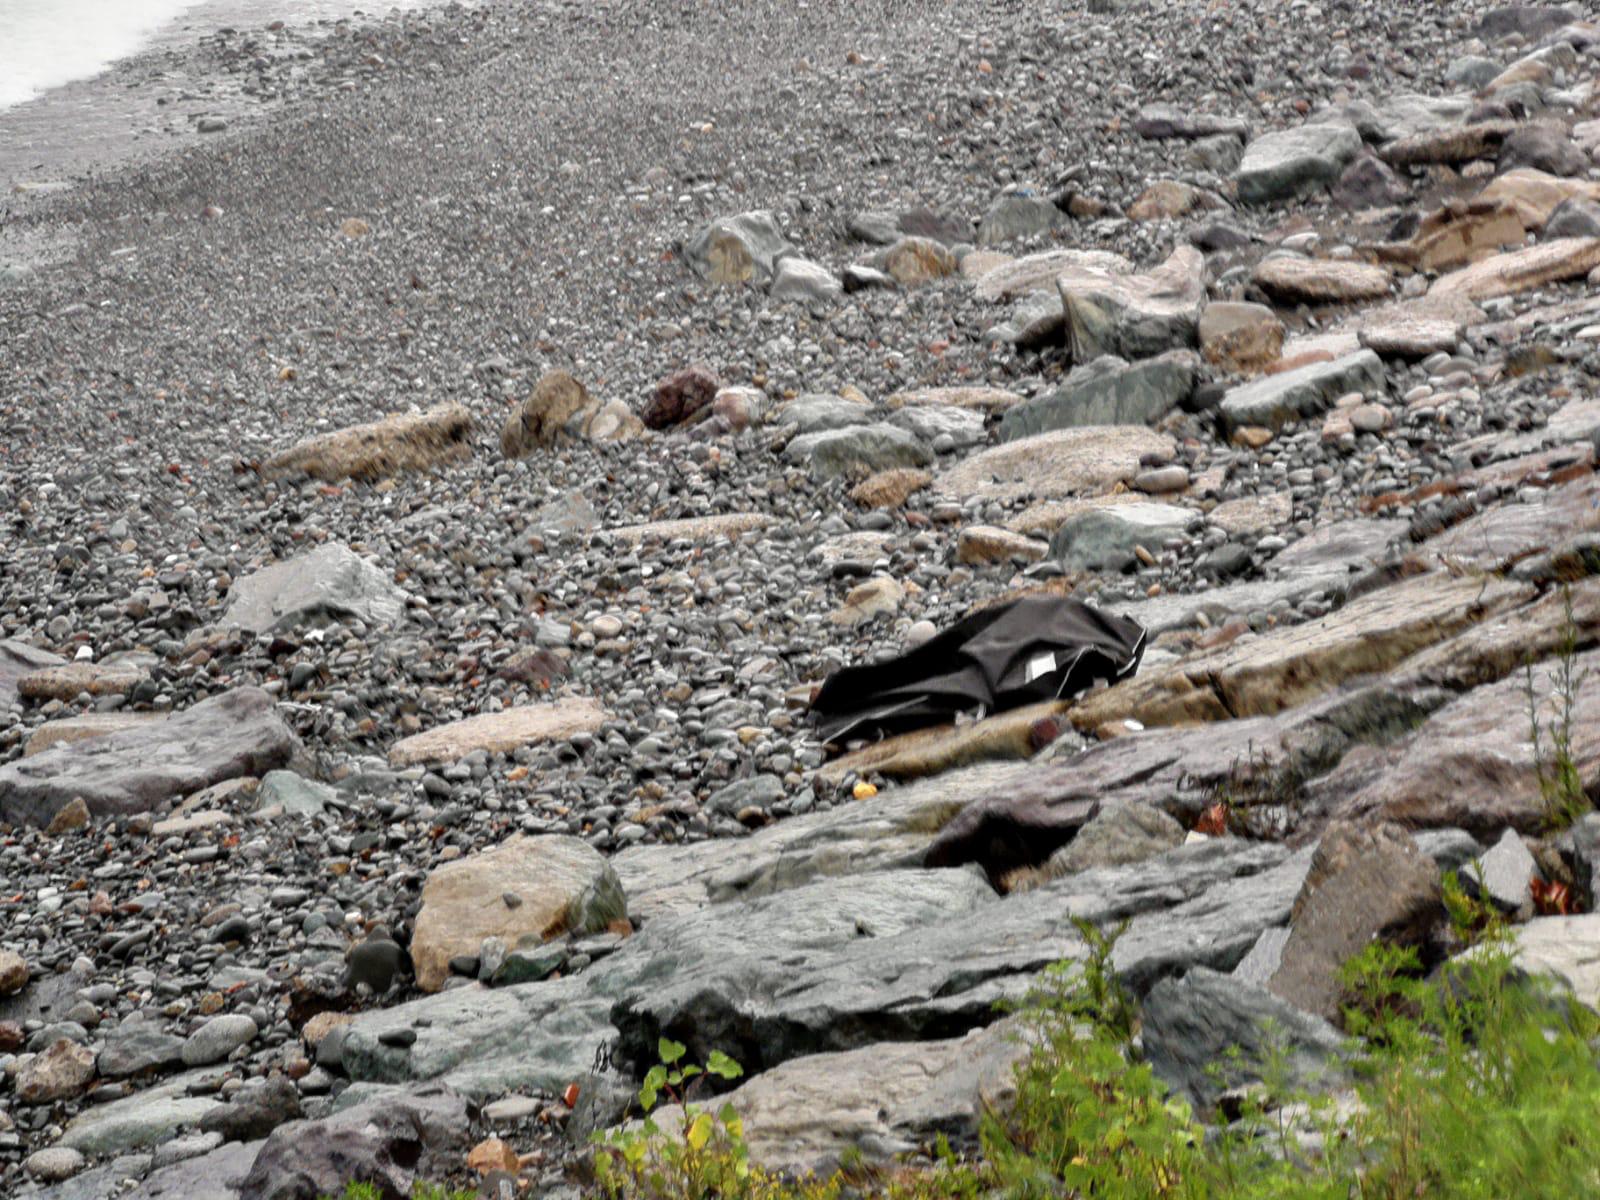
top-left (1050, 501), bottom-right (1202, 572)
top-left (782, 424), bottom-right (934, 480)
top-left (1237, 121), bottom-right (1362, 205)
top-left (238, 1086), bottom-right (469, 1200)
top-left (1268, 822), bottom-right (1442, 1021)
top-left (684, 212), bottom-right (793, 285)
top-left (410, 834), bottom-right (626, 992)
top-left (1200, 301), bottom-right (1286, 373)
top-left (1220, 349), bottom-right (1385, 433)
top-left (1143, 967), bottom-right (1346, 1111)
top-left (649, 1021), bottom-right (1029, 1176)
top-left (1058, 246), bottom-right (1205, 363)
top-left (224, 543), bottom-right (406, 635)
top-left (262, 405), bottom-right (472, 483)
top-left (0, 688), bottom-right (300, 827)
top-left (999, 352), bottom-right (1197, 440)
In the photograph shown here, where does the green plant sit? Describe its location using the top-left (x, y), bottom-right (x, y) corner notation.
top-left (1524, 587), bottom-right (1592, 831)
top-left (330, 1183), bottom-right (476, 1200)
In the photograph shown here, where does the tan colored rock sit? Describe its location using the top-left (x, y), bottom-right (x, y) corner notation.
top-left (1379, 120), bottom-right (1517, 167)
top-left (1431, 237), bottom-right (1600, 302)
top-left (1069, 572), bottom-right (1534, 731)
top-left (956, 526), bottom-right (1049, 565)
top-left (18, 660), bottom-right (147, 702)
top-left (1005, 491), bottom-right (1146, 538)
top-left (1209, 492), bottom-right (1292, 536)
top-left (1252, 256), bottom-right (1391, 304)
top-left (262, 405), bottom-right (472, 483)
top-left (1231, 426), bottom-right (1275, 449)
top-left (1199, 301), bottom-right (1285, 373)
top-left (1396, 576), bottom-right (1600, 693)
top-left (467, 1137), bottom-right (520, 1175)
top-left (1268, 823), bottom-right (1441, 1022)
top-left (937, 426), bottom-right (1175, 504)
top-left (1127, 180), bottom-right (1207, 221)
top-left (971, 248), bottom-right (1133, 301)
top-left (606, 513), bottom-right (772, 545)
top-left (848, 468), bottom-right (932, 509)
top-left (1477, 169), bottom-right (1600, 231)
top-left (880, 236), bottom-right (956, 286)
top-left (24, 713), bottom-right (165, 757)
top-left (0, 948), bottom-right (28, 995)
top-left (817, 699), bottom-right (1070, 784)
top-left (959, 250), bottom-right (1012, 280)
top-left (16, 1039), bottom-right (95, 1105)
top-left (410, 834), bottom-right (625, 991)
top-left (884, 386), bottom-right (1023, 412)
top-left (500, 371), bottom-right (594, 458)
top-left (1379, 200), bottom-right (1528, 271)
top-left (1484, 54), bottom-right (1552, 95)
top-left (45, 797), bottom-right (90, 836)
top-left (1358, 313), bottom-right (1463, 359)
top-left (300, 1011), bottom-right (353, 1050)
top-left (339, 217), bottom-right (370, 238)
top-left (830, 576), bottom-right (905, 627)
top-left (574, 400), bottom-right (646, 443)
top-left (389, 699), bottom-right (609, 768)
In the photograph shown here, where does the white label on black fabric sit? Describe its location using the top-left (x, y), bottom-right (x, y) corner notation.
top-left (1024, 652), bottom-right (1057, 684)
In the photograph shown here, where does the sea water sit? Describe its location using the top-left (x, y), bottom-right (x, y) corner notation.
top-left (0, 0), bottom-right (209, 109)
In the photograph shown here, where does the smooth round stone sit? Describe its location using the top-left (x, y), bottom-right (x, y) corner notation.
top-left (904, 620), bottom-right (938, 649)
top-left (181, 1014), bottom-right (258, 1066)
top-left (25, 1147), bottom-right (84, 1181)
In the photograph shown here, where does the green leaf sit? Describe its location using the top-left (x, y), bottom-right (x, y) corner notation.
top-left (658, 1037), bottom-right (686, 1065)
top-left (639, 1064), bottom-right (666, 1111)
top-left (707, 1049), bottom-right (744, 1080)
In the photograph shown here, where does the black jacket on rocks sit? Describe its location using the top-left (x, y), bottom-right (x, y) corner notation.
top-left (810, 594), bottom-right (1147, 746)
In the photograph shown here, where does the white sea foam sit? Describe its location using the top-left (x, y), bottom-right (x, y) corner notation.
top-left (0, 0), bottom-right (208, 109)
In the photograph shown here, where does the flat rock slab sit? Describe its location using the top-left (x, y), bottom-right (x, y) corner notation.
top-left (1380, 120), bottom-right (1517, 167)
top-left (18, 658), bottom-right (149, 702)
top-left (24, 713), bottom-right (166, 757)
top-left (1430, 236), bottom-right (1600, 301)
top-left (606, 513), bottom-right (772, 545)
top-left (651, 1021), bottom-right (1029, 1176)
top-left (1070, 572), bottom-right (1533, 730)
top-left (1500, 915), bottom-right (1600, 1009)
top-left (938, 426), bottom-right (1175, 503)
top-left (1253, 256), bottom-right (1391, 304)
top-left (1425, 473), bottom-right (1600, 571)
top-left (884, 386), bottom-right (1025, 412)
top-left (0, 687), bottom-right (299, 826)
top-left (817, 700), bottom-right (1069, 786)
top-left (1220, 349), bottom-right (1385, 433)
top-left (1478, 168), bottom-right (1600, 230)
top-left (0, 640), bottom-right (64, 708)
top-left (971, 248), bottom-right (1132, 301)
top-left (1334, 646), bottom-right (1600, 837)
top-left (60, 1069), bottom-right (224, 1153)
top-left (411, 834), bottom-right (625, 992)
top-left (999, 352), bottom-right (1196, 441)
top-left (261, 404), bottom-right (472, 483)
top-left (388, 699), bottom-right (608, 767)
top-left (615, 763), bottom-right (1031, 922)
top-left (224, 542), bottom-right (407, 634)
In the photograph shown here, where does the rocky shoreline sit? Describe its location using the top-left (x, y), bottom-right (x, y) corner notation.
top-left (3, 0), bottom-right (1600, 1196)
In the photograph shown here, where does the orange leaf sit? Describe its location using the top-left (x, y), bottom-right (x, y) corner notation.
top-left (563, 1082), bottom-right (580, 1107)
top-left (1194, 803), bottom-right (1228, 837)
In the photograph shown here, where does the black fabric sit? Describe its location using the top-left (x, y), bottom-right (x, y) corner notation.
top-left (810, 595), bottom-right (1147, 745)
